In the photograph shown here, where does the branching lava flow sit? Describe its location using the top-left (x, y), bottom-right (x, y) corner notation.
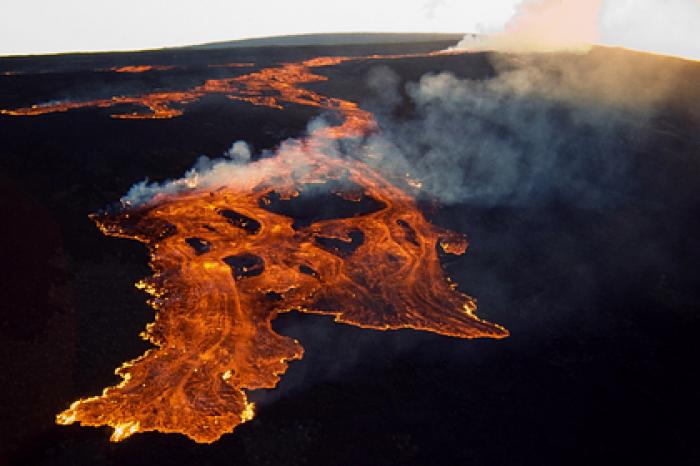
top-left (5, 53), bottom-right (509, 442)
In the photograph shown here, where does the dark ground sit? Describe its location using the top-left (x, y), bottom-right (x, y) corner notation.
top-left (1, 39), bottom-right (699, 466)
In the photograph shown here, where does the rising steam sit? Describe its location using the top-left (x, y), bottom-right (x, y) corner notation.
top-left (360, 47), bottom-right (695, 208)
top-left (124, 46), bottom-right (691, 213)
top-left (455, 0), bottom-right (603, 53)
top-left (454, 0), bottom-right (700, 61)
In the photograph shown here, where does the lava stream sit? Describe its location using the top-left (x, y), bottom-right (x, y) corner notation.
top-left (110, 65), bottom-right (178, 73)
top-left (48, 51), bottom-right (508, 443)
top-left (0, 51), bottom-right (447, 120)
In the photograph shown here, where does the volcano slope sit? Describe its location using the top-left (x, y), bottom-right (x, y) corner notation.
top-left (1, 37), bottom-right (699, 465)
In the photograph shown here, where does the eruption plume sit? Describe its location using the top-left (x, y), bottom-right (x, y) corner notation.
top-left (456, 0), bottom-right (603, 53)
top-left (455, 0), bottom-right (700, 61)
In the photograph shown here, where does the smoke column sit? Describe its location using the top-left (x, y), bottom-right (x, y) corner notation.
top-left (456, 0), bottom-right (603, 53)
top-left (455, 0), bottom-right (700, 60)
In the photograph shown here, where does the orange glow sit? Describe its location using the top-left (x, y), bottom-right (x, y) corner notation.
top-left (0, 52), bottom-right (443, 120)
top-left (0, 92), bottom-right (199, 119)
top-left (111, 65), bottom-right (177, 73)
top-left (37, 52), bottom-right (507, 443)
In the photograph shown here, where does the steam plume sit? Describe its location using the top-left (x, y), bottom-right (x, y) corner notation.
top-left (456, 0), bottom-right (603, 53)
top-left (360, 48), bottom-right (694, 208)
top-left (123, 49), bottom-right (691, 212)
top-left (454, 0), bottom-right (700, 61)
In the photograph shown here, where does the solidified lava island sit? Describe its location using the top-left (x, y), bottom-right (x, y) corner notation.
top-left (4, 53), bottom-right (509, 443)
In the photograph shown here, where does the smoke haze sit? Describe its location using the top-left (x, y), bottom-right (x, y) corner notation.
top-left (111, 2), bottom-right (698, 210)
top-left (123, 47), bottom-right (693, 215)
top-left (359, 49), bottom-right (692, 208)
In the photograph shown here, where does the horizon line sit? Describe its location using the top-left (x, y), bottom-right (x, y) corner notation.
top-left (0, 31), bottom-right (468, 59)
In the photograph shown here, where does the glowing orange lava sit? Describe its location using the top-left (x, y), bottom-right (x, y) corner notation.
top-left (0, 51), bottom-right (447, 120)
top-left (34, 51), bottom-right (507, 443)
top-left (111, 65), bottom-right (178, 73)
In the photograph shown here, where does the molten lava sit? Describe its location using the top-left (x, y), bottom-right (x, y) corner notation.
top-left (0, 52), bottom-right (445, 120)
top-left (111, 65), bottom-right (178, 73)
top-left (36, 52), bottom-right (508, 443)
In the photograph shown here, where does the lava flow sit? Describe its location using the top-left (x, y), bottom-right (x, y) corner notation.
top-left (0, 56), bottom-right (362, 119)
top-left (0, 52), bottom-right (446, 120)
top-left (49, 52), bottom-right (508, 443)
top-left (110, 65), bottom-right (178, 73)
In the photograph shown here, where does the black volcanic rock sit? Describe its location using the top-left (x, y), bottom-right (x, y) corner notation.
top-left (1, 38), bottom-right (699, 466)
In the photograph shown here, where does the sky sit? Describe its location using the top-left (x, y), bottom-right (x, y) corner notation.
top-left (1, 0), bottom-right (699, 59)
top-left (0, 0), bottom-right (519, 56)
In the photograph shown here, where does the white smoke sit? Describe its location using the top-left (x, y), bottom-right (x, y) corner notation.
top-left (358, 45), bottom-right (694, 207)
top-left (122, 46), bottom-right (690, 211)
top-left (223, 140), bottom-right (252, 163)
top-left (120, 121), bottom-right (346, 207)
top-left (455, 0), bottom-right (602, 53)
top-left (120, 2), bottom-right (695, 210)
top-left (454, 0), bottom-right (700, 60)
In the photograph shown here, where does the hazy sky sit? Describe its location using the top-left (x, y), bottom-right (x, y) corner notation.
top-left (455, 0), bottom-right (700, 60)
top-left (0, 0), bottom-right (519, 56)
top-left (2, 0), bottom-right (698, 58)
